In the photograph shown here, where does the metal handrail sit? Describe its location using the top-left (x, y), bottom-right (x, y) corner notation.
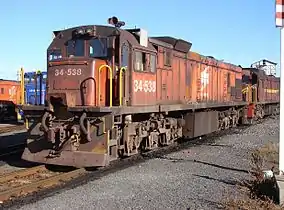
top-left (119, 66), bottom-right (127, 106)
top-left (98, 64), bottom-right (113, 107)
top-left (20, 67), bottom-right (25, 105)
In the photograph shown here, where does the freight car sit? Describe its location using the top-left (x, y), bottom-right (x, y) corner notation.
top-left (21, 17), bottom-right (280, 168)
top-left (24, 71), bottom-right (47, 105)
top-left (0, 80), bottom-right (21, 122)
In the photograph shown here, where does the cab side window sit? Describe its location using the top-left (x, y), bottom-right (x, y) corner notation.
top-left (121, 44), bottom-right (129, 67)
top-left (134, 51), bottom-right (156, 73)
top-left (134, 51), bottom-right (146, 72)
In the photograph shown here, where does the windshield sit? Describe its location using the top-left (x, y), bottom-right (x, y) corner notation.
top-left (89, 38), bottom-right (107, 58)
top-left (242, 75), bottom-right (251, 84)
top-left (67, 39), bottom-right (85, 57)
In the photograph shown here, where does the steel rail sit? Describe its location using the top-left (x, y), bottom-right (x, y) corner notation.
top-left (0, 165), bottom-right (86, 202)
top-left (0, 125), bottom-right (26, 134)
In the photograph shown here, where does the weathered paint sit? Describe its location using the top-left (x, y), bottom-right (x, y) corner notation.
top-left (131, 71), bottom-right (157, 106)
top-left (186, 52), bottom-right (242, 104)
top-left (47, 58), bottom-right (110, 107)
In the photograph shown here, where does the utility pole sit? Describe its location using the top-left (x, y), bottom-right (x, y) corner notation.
top-left (276, 0), bottom-right (284, 175)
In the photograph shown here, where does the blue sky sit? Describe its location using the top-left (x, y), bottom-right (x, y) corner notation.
top-left (0, 0), bottom-right (280, 80)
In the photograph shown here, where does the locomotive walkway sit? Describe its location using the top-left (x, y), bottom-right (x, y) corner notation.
top-left (9, 116), bottom-right (279, 210)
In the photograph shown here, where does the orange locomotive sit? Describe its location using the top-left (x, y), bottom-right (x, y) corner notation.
top-left (0, 79), bottom-right (21, 122)
top-left (21, 17), bottom-right (279, 168)
top-left (0, 80), bottom-right (21, 104)
top-left (242, 67), bottom-right (280, 120)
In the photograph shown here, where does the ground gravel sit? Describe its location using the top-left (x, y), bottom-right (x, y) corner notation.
top-left (14, 116), bottom-right (279, 210)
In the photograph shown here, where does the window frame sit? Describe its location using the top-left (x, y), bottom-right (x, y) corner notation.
top-left (133, 49), bottom-right (157, 74)
top-left (88, 38), bottom-right (108, 58)
top-left (66, 39), bottom-right (85, 57)
top-left (47, 49), bottom-right (62, 61)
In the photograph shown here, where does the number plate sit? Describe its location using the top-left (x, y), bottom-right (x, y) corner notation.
top-left (134, 79), bottom-right (156, 93)
top-left (54, 68), bottom-right (82, 76)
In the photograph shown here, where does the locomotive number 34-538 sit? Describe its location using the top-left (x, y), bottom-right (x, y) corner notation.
top-left (134, 79), bottom-right (156, 93)
top-left (54, 68), bottom-right (82, 76)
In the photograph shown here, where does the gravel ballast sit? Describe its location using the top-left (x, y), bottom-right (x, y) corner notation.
top-left (15, 116), bottom-right (279, 210)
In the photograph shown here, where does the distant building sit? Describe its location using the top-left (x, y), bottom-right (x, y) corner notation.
top-left (250, 59), bottom-right (277, 76)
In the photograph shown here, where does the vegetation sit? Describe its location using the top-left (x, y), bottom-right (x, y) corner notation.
top-left (224, 142), bottom-right (284, 209)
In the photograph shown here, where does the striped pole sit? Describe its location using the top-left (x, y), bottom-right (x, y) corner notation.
top-left (276, 0), bottom-right (284, 175)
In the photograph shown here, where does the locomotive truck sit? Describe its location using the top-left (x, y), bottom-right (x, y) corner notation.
top-left (21, 17), bottom-right (280, 168)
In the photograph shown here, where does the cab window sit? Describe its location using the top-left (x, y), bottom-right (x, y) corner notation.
top-left (48, 49), bottom-right (62, 61)
top-left (89, 38), bottom-right (107, 58)
top-left (67, 39), bottom-right (85, 57)
top-left (134, 51), bottom-right (146, 72)
top-left (134, 51), bottom-right (156, 73)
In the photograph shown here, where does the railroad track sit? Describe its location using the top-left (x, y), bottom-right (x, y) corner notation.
top-left (0, 124), bottom-right (26, 134)
top-left (0, 165), bottom-right (87, 203)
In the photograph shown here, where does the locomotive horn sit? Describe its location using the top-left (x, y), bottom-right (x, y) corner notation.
top-left (107, 16), bottom-right (125, 28)
top-left (108, 16), bottom-right (118, 26)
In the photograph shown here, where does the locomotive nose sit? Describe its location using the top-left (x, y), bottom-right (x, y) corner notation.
top-left (47, 58), bottom-right (109, 107)
top-left (47, 59), bottom-right (96, 107)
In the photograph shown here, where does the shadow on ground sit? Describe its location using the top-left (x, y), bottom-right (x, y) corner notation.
top-left (0, 130), bottom-right (39, 168)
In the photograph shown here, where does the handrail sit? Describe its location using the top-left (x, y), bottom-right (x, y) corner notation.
top-left (98, 64), bottom-right (113, 107)
top-left (242, 85), bottom-right (251, 103)
top-left (20, 67), bottom-right (25, 105)
top-left (242, 86), bottom-right (249, 93)
top-left (252, 85), bottom-right (257, 103)
top-left (119, 66), bottom-right (127, 106)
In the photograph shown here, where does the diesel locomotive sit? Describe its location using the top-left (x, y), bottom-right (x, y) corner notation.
top-left (21, 17), bottom-right (280, 168)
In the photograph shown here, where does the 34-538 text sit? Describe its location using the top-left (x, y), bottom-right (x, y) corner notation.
top-left (54, 68), bottom-right (82, 76)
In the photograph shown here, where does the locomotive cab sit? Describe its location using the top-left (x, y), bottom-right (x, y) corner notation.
top-left (47, 26), bottom-right (117, 108)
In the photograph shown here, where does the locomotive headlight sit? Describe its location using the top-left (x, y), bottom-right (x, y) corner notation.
top-left (85, 28), bottom-right (93, 34)
top-left (76, 28), bottom-right (84, 35)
